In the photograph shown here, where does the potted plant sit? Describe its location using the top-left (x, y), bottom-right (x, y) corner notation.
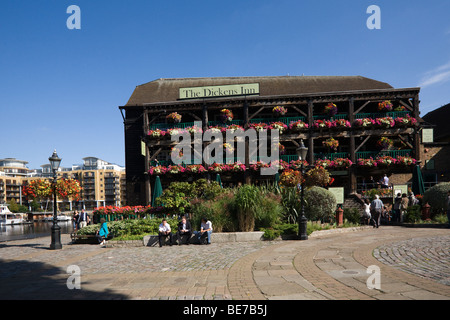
top-left (272, 106), bottom-right (287, 117)
top-left (324, 103), bottom-right (338, 116)
top-left (377, 137), bottom-right (393, 150)
top-left (378, 100), bottom-right (393, 112)
top-left (219, 108), bottom-right (233, 123)
top-left (166, 112), bottom-right (182, 123)
top-left (322, 138), bottom-right (339, 151)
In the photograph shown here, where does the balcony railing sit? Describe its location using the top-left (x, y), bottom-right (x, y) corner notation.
top-left (148, 112), bottom-right (412, 131)
top-left (150, 149), bottom-right (413, 167)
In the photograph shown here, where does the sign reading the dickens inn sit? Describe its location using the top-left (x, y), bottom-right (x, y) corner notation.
top-left (179, 83), bottom-right (260, 100)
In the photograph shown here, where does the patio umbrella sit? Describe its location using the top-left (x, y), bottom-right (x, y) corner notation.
top-left (152, 176), bottom-right (163, 206)
top-left (412, 165), bottom-right (425, 196)
top-left (215, 173), bottom-right (223, 188)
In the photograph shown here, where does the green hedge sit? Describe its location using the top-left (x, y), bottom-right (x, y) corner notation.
top-left (76, 217), bottom-right (179, 238)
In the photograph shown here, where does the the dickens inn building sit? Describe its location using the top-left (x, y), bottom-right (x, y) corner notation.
top-left (119, 76), bottom-right (423, 206)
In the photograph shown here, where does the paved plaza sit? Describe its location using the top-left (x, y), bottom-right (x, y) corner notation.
top-left (0, 226), bottom-right (449, 300)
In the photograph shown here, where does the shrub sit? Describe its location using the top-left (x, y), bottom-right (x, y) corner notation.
top-left (234, 185), bottom-right (263, 232)
top-left (343, 208), bottom-right (361, 225)
top-left (155, 179), bottom-right (223, 215)
top-left (190, 185), bottom-right (283, 232)
top-left (403, 205), bottom-right (422, 223)
top-left (422, 182), bottom-right (450, 215)
top-left (280, 187), bottom-right (302, 224)
top-left (76, 217), bottom-right (179, 238)
top-left (304, 186), bottom-right (337, 222)
top-left (254, 192), bottom-right (283, 230)
top-left (190, 191), bottom-right (238, 232)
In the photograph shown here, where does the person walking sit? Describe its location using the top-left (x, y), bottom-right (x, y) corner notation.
top-left (370, 195), bottom-right (384, 228)
top-left (363, 198), bottom-right (371, 225)
top-left (78, 209), bottom-right (88, 229)
top-left (72, 210), bottom-right (79, 230)
top-left (96, 218), bottom-right (109, 246)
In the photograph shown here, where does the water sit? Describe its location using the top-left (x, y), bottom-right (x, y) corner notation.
top-left (0, 221), bottom-right (74, 242)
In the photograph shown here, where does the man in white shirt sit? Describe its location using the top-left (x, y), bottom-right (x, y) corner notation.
top-left (77, 209), bottom-right (89, 228)
top-left (158, 219), bottom-right (173, 247)
top-left (382, 174), bottom-right (389, 188)
top-left (196, 217), bottom-right (213, 245)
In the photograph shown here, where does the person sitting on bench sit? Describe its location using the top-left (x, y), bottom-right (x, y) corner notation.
top-left (176, 216), bottom-right (192, 245)
top-left (158, 219), bottom-right (173, 247)
top-left (196, 217), bottom-right (213, 245)
top-left (96, 218), bottom-right (108, 246)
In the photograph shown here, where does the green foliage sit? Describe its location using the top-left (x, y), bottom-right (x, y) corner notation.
top-left (304, 186), bottom-right (337, 222)
top-left (7, 199), bottom-right (19, 213)
top-left (190, 191), bottom-right (238, 233)
top-left (190, 185), bottom-right (283, 232)
top-left (76, 217), bottom-right (179, 238)
top-left (155, 179), bottom-right (223, 215)
top-left (261, 223), bottom-right (298, 240)
top-left (403, 205), bottom-right (421, 223)
top-left (343, 208), bottom-right (361, 225)
top-left (234, 185), bottom-right (263, 232)
top-left (422, 182), bottom-right (450, 215)
top-left (280, 187), bottom-right (301, 224)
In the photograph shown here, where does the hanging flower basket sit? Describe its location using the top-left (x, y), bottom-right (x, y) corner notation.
top-left (324, 103), bottom-right (338, 116)
top-left (377, 137), bottom-right (394, 150)
top-left (378, 101), bottom-right (393, 112)
top-left (322, 138), bottom-right (339, 151)
top-left (272, 106), bottom-right (287, 117)
top-left (166, 112), bottom-right (182, 123)
top-left (219, 109), bottom-right (234, 123)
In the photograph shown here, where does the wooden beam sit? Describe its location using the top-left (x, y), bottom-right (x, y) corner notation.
top-left (186, 112), bottom-right (202, 121)
top-left (249, 106), bottom-right (265, 120)
top-left (149, 147), bottom-right (163, 162)
top-left (354, 101), bottom-right (371, 114)
top-left (291, 106), bottom-right (307, 118)
top-left (398, 135), bottom-right (413, 149)
top-left (355, 135), bottom-right (371, 153)
top-left (398, 100), bottom-right (413, 112)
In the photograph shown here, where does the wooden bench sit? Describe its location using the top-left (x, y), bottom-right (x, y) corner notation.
top-left (71, 232), bottom-right (114, 244)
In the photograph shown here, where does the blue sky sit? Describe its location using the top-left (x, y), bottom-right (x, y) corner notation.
top-left (1, 0), bottom-right (449, 170)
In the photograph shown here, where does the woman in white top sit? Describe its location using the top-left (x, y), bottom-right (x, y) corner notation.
top-left (363, 198), bottom-right (371, 225)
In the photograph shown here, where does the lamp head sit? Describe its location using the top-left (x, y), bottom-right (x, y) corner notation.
top-left (48, 150), bottom-right (62, 172)
top-left (296, 139), bottom-right (308, 161)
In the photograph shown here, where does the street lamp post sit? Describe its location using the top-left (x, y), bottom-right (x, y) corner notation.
top-left (49, 150), bottom-right (62, 250)
top-left (296, 139), bottom-right (308, 240)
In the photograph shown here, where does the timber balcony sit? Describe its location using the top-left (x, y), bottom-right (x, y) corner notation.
top-left (147, 111), bottom-right (412, 131)
top-left (145, 110), bottom-right (417, 167)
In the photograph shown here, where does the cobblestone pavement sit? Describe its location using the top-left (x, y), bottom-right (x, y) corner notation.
top-left (0, 226), bottom-right (449, 300)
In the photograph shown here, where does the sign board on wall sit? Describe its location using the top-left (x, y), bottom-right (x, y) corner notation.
top-left (422, 128), bottom-right (434, 143)
top-left (393, 184), bottom-right (408, 199)
top-left (328, 187), bottom-right (345, 205)
top-left (179, 83), bottom-right (260, 100)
